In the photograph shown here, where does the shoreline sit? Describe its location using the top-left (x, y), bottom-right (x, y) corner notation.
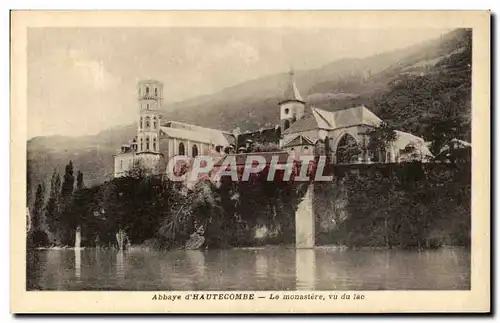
top-left (29, 244), bottom-right (470, 252)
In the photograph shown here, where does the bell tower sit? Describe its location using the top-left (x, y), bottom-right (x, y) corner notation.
top-left (137, 80), bottom-right (162, 153)
top-left (279, 69), bottom-right (305, 131)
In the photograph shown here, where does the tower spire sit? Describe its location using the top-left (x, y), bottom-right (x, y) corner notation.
top-left (284, 67), bottom-right (303, 102)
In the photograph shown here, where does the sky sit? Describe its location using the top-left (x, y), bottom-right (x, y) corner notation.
top-left (27, 27), bottom-right (451, 139)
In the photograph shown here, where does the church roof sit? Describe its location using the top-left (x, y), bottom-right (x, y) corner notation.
top-left (160, 121), bottom-right (234, 146)
top-left (313, 106), bottom-right (382, 129)
top-left (282, 115), bottom-right (319, 134)
top-left (283, 105), bottom-right (382, 135)
top-left (282, 135), bottom-right (315, 148)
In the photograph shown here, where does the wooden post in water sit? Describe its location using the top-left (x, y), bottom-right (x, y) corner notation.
top-left (116, 229), bottom-right (125, 251)
top-left (295, 183), bottom-right (315, 249)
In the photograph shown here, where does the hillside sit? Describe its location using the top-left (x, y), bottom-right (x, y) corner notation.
top-left (27, 29), bottom-right (472, 198)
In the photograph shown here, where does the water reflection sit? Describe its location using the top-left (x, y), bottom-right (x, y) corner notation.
top-left (295, 249), bottom-right (316, 290)
top-left (186, 250), bottom-right (205, 277)
top-left (74, 249), bottom-right (81, 280)
top-left (255, 252), bottom-right (268, 279)
top-left (116, 250), bottom-right (125, 280)
top-left (27, 247), bottom-right (470, 291)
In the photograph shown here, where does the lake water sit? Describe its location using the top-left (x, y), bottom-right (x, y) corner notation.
top-left (26, 247), bottom-right (470, 291)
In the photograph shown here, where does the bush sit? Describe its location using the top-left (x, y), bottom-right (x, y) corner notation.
top-left (27, 230), bottom-right (49, 248)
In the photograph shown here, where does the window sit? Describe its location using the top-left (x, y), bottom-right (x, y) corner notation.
top-left (155, 88), bottom-right (158, 96)
top-left (303, 146), bottom-right (309, 151)
top-left (386, 151), bottom-right (392, 162)
top-left (146, 86), bottom-right (149, 94)
top-left (178, 142), bottom-right (185, 155)
top-left (336, 134), bottom-right (359, 164)
top-left (284, 108), bottom-right (289, 115)
top-left (120, 160), bottom-right (123, 170)
top-left (140, 138), bottom-right (143, 151)
top-left (153, 138), bottom-right (157, 151)
top-left (284, 119), bottom-right (290, 130)
top-left (153, 116), bottom-right (157, 129)
top-left (192, 144), bottom-right (199, 157)
top-left (145, 116), bottom-right (150, 128)
top-left (146, 137), bottom-right (150, 150)
top-left (139, 117), bottom-right (143, 129)
top-left (147, 103), bottom-right (150, 111)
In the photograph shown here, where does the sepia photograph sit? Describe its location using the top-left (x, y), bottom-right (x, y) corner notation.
top-left (11, 10), bottom-right (490, 313)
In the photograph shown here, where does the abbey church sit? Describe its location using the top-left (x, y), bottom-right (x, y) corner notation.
top-left (114, 73), bottom-right (433, 177)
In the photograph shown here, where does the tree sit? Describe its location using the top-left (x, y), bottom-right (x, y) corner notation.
top-left (424, 101), bottom-right (470, 157)
top-left (76, 171), bottom-right (84, 190)
top-left (61, 160), bottom-right (75, 203)
top-left (125, 160), bottom-right (148, 179)
top-left (58, 160), bottom-right (76, 245)
top-left (32, 183), bottom-right (45, 232)
top-left (27, 182), bottom-right (49, 248)
top-left (336, 135), bottom-right (362, 164)
top-left (45, 169), bottom-right (61, 244)
top-left (366, 122), bottom-right (397, 162)
top-left (248, 142), bottom-right (280, 152)
top-left (27, 161), bottom-right (33, 207)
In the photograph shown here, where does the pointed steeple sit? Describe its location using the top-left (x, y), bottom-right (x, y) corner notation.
top-left (281, 69), bottom-right (304, 104)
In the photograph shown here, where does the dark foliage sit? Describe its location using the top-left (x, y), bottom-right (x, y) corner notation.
top-left (317, 163), bottom-right (471, 249)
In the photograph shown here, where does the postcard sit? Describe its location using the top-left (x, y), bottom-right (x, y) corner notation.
top-left (11, 10), bottom-right (490, 313)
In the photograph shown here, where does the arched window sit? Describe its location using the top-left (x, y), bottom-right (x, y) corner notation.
top-left (192, 144), bottom-right (199, 157)
top-left (284, 119), bottom-right (290, 130)
top-left (178, 142), bottom-right (185, 155)
top-left (146, 86), bottom-right (149, 94)
top-left (139, 117), bottom-right (143, 129)
top-left (155, 88), bottom-right (158, 96)
top-left (284, 108), bottom-right (290, 115)
top-left (145, 116), bottom-right (150, 128)
top-left (146, 137), bottom-right (150, 150)
top-left (153, 116), bottom-right (157, 129)
top-left (336, 134), bottom-right (359, 164)
top-left (140, 138), bottom-right (143, 151)
top-left (153, 138), bottom-right (157, 151)
top-left (146, 103), bottom-right (150, 111)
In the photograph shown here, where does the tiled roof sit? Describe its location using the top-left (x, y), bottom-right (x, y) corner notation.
top-left (160, 121), bottom-right (235, 146)
top-left (282, 115), bottom-right (319, 134)
top-left (313, 106), bottom-right (382, 129)
top-left (282, 135), bottom-right (315, 148)
top-left (283, 106), bottom-right (382, 135)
